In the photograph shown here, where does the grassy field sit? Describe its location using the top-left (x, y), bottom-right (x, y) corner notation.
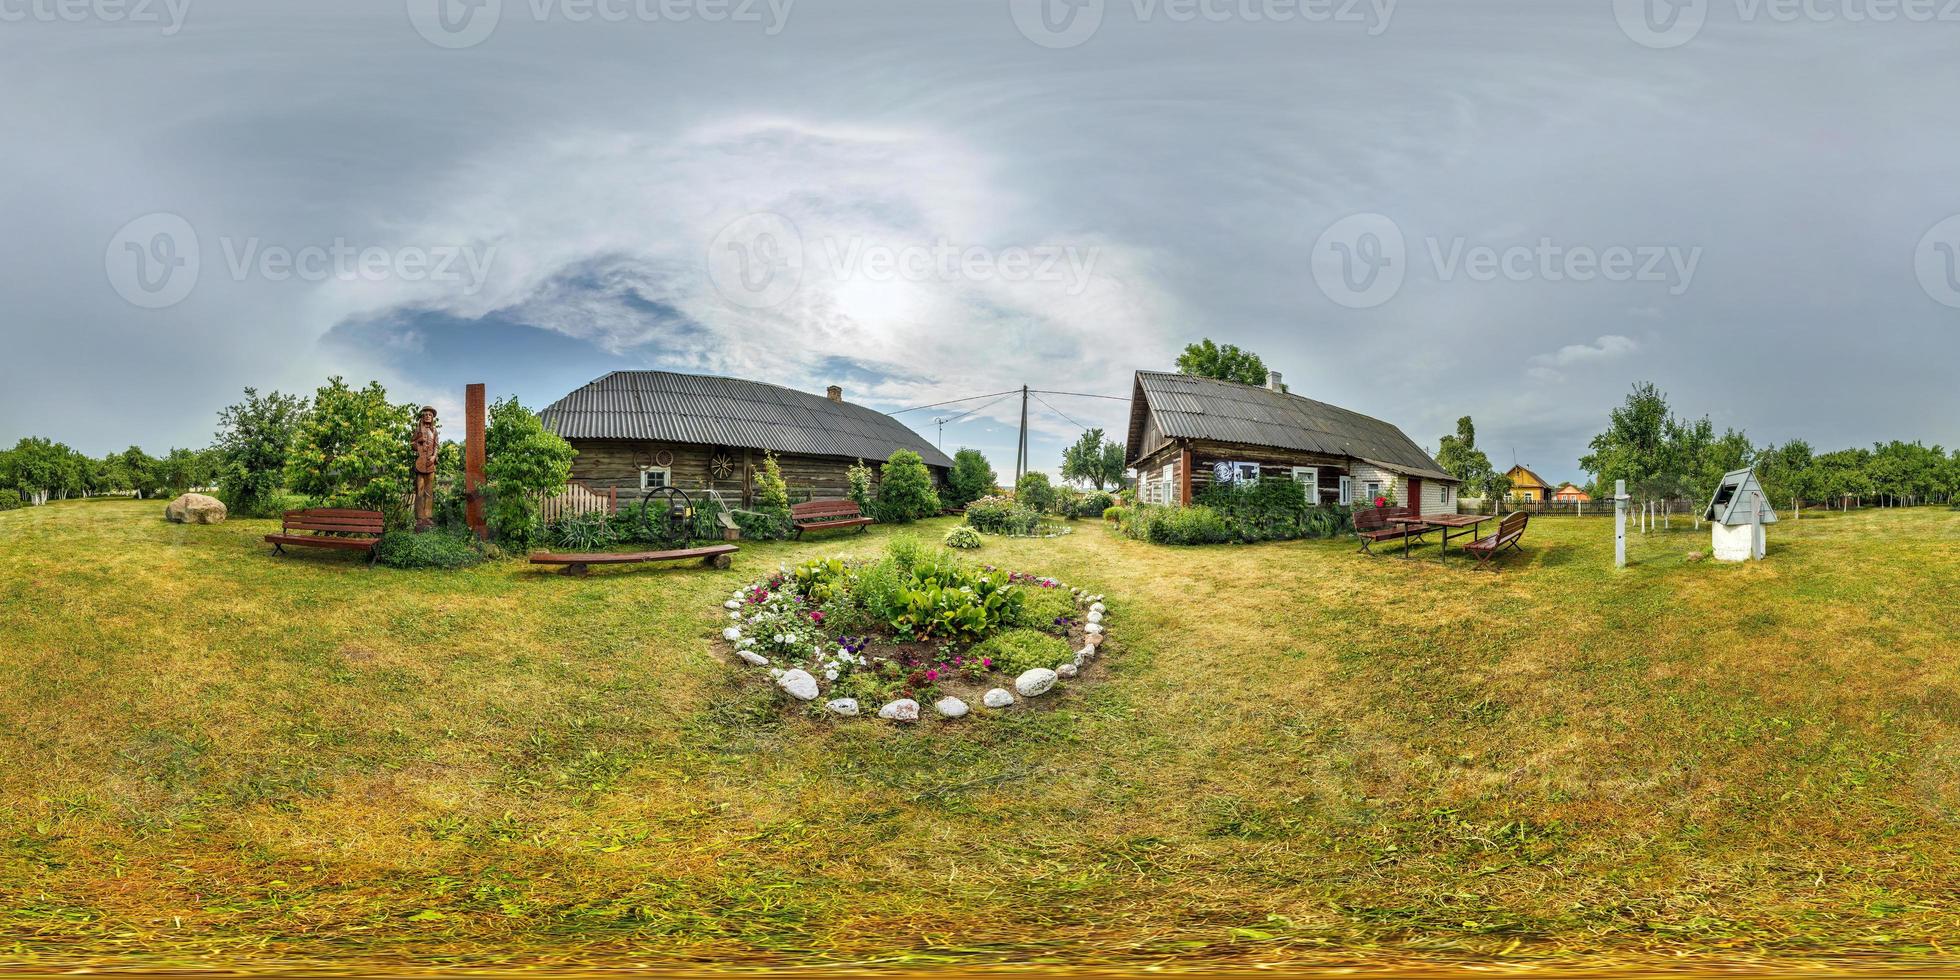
top-left (2, 499), bottom-right (1958, 973)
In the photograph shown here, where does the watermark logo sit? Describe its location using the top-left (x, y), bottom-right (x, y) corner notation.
top-left (708, 212), bottom-right (805, 309)
top-left (1614, 0), bottom-right (1707, 48)
top-left (1009, 0), bottom-right (1105, 48)
top-left (1312, 213), bottom-right (1405, 310)
top-left (1010, 0), bottom-right (1394, 48)
top-left (104, 213), bottom-right (498, 309)
top-left (407, 0), bottom-right (502, 48)
top-left (0, 0), bottom-right (191, 34)
top-left (106, 213), bottom-right (200, 309)
top-left (1311, 213), bottom-right (1703, 308)
top-left (705, 212), bottom-right (1104, 310)
top-left (1915, 214), bottom-right (1960, 309)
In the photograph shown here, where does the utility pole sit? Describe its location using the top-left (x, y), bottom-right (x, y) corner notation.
top-left (932, 416), bottom-right (946, 449)
top-left (1015, 385), bottom-right (1029, 485)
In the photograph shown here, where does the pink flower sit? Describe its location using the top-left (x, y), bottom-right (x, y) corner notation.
top-left (926, 669), bottom-right (939, 681)
top-left (982, 657), bottom-right (993, 668)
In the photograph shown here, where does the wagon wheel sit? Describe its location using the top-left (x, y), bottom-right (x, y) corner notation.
top-left (710, 452), bottom-right (736, 481)
top-left (634, 486), bottom-right (696, 548)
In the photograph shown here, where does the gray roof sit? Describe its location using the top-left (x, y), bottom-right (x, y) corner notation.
top-left (540, 371), bottom-right (952, 469)
top-left (1126, 371), bottom-right (1456, 482)
top-left (1704, 467), bottom-right (1778, 525)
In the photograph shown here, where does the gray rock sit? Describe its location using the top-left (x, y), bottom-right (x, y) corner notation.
top-left (878, 698), bottom-right (921, 722)
top-left (738, 650), bottom-right (770, 667)
top-left (163, 493), bottom-right (227, 525)
top-left (826, 698), bottom-right (860, 717)
top-left (982, 688), bottom-right (1015, 709)
top-left (934, 696), bottom-right (969, 718)
top-left (1056, 663), bottom-right (1079, 678)
top-left (1086, 609), bottom-right (1104, 624)
top-left (1089, 601), bottom-right (1106, 614)
top-left (776, 668), bottom-right (819, 701)
top-left (1015, 667), bottom-right (1058, 697)
top-left (1083, 623), bottom-right (1104, 635)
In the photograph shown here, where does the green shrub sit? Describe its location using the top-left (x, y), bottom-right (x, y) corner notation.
top-left (876, 450), bottom-right (941, 523)
top-left (969, 628), bottom-right (1071, 677)
top-left (730, 508), bottom-right (792, 541)
top-left (847, 459), bottom-right (875, 515)
top-left (1103, 505), bottom-right (1129, 523)
top-left (885, 558), bottom-right (1022, 641)
top-left (0, 495), bottom-right (23, 513)
top-left (943, 525), bottom-right (983, 549)
top-left (546, 511), bottom-right (618, 550)
top-left (946, 448), bottom-right (996, 508)
top-left (1121, 504), bottom-right (1232, 545)
top-left (1073, 490), bottom-right (1116, 519)
top-left (755, 451), bottom-right (791, 518)
top-left (1015, 472), bottom-right (1056, 514)
top-left (964, 495), bottom-right (1040, 535)
top-left (375, 529), bottom-right (489, 569)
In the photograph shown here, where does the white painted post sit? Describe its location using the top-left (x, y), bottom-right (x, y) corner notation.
top-left (1614, 479), bottom-right (1628, 569)
top-left (1751, 490), bottom-right (1766, 560)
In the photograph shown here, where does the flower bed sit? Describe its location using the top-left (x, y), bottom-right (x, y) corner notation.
top-left (717, 541), bottom-right (1111, 722)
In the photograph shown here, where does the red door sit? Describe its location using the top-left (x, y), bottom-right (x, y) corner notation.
top-left (1407, 477), bottom-right (1422, 515)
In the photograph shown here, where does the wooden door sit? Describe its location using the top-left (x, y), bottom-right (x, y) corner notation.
top-left (1407, 477), bottom-right (1423, 515)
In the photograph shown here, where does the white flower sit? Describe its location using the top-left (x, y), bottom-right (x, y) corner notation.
top-left (824, 669), bottom-right (839, 681)
top-left (738, 638), bottom-right (755, 648)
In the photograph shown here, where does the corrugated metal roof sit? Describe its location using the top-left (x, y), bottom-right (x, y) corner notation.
top-left (540, 371), bottom-right (953, 469)
top-left (1126, 371), bottom-right (1455, 482)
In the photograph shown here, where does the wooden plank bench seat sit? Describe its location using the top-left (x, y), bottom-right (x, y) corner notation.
top-left (791, 499), bottom-right (874, 538)
top-left (1353, 505), bottom-right (1429, 557)
top-left (1461, 511), bottom-right (1530, 571)
top-left (266, 508), bottom-right (384, 562)
top-left (530, 544), bottom-right (738, 577)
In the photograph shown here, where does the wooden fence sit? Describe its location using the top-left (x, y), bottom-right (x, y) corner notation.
top-left (536, 484), bottom-right (619, 524)
top-left (1457, 497), bottom-right (1696, 517)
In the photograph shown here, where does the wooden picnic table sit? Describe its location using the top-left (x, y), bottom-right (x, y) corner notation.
top-left (1388, 513), bottom-right (1495, 561)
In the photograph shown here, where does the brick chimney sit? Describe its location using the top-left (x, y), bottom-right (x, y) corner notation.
top-left (1266, 370), bottom-right (1284, 391)
top-left (826, 385), bottom-right (844, 403)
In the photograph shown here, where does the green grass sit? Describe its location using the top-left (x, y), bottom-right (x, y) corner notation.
top-left (2, 499), bottom-right (1958, 972)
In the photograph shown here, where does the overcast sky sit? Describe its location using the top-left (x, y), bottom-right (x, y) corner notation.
top-left (3, 0), bottom-right (1956, 485)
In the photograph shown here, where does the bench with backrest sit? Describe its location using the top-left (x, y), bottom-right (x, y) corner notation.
top-left (1461, 511), bottom-right (1530, 571)
top-left (266, 508), bottom-right (384, 562)
top-left (1353, 505), bottom-right (1430, 557)
top-left (530, 543), bottom-right (738, 577)
top-left (791, 499), bottom-right (874, 538)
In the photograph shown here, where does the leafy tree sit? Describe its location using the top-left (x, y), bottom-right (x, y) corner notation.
top-left (1433, 417), bottom-right (1506, 498)
top-left (214, 387), bottom-right (305, 515)
top-left (1176, 339), bottom-right (1278, 388)
top-left (483, 395), bottom-right (576, 545)
top-left (1754, 440), bottom-right (1816, 511)
top-left (1014, 471), bottom-right (1057, 514)
top-left (945, 448), bottom-right (995, 508)
top-left (287, 377), bottom-right (416, 518)
top-left (1060, 428), bottom-right (1127, 490)
top-left (155, 447), bottom-right (207, 494)
top-left (845, 459), bottom-right (876, 514)
top-left (1580, 382), bottom-right (1677, 506)
top-left (875, 449), bottom-right (940, 523)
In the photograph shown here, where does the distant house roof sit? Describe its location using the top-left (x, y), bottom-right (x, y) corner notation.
top-left (1506, 465), bottom-right (1553, 490)
top-left (1125, 371), bottom-right (1456, 482)
top-left (1553, 483), bottom-right (1591, 500)
top-left (540, 371), bottom-right (952, 469)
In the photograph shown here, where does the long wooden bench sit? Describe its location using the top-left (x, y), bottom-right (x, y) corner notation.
top-left (266, 508), bottom-right (385, 562)
top-left (530, 544), bottom-right (738, 577)
top-left (1354, 505), bottom-right (1428, 557)
top-left (1461, 511), bottom-right (1530, 571)
top-left (791, 499), bottom-right (874, 539)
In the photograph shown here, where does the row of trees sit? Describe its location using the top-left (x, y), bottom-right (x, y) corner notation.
top-left (1578, 382), bottom-right (1959, 512)
top-left (1, 437), bottom-right (223, 505)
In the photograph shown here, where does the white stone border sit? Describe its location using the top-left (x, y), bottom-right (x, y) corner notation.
top-left (718, 564), bottom-right (1109, 723)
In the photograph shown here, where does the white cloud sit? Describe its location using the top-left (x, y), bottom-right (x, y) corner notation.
top-left (1527, 334), bottom-right (1638, 381)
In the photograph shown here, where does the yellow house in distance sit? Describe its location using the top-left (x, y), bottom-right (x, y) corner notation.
top-left (1505, 465), bottom-right (1554, 502)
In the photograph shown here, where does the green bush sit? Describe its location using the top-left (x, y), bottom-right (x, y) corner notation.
top-left (1015, 472), bottom-right (1056, 514)
top-left (964, 495), bottom-right (1040, 535)
top-left (1121, 504), bottom-right (1232, 545)
top-left (943, 525), bottom-right (983, 549)
top-left (0, 495), bottom-right (23, 513)
top-left (885, 557), bottom-right (1023, 641)
top-left (1073, 490), bottom-right (1116, 519)
top-left (969, 628), bottom-right (1071, 677)
top-left (546, 511), bottom-right (618, 550)
top-left (375, 529), bottom-right (489, 569)
top-left (876, 450), bottom-right (941, 523)
top-left (946, 448), bottom-right (996, 509)
top-left (730, 508), bottom-right (792, 541)
top-left (846, 459), bottom-right (875, 515)
top-left (1102, 505), bottom-right (1129, 523)
top-left (755, 451), bottom-right (791, 518)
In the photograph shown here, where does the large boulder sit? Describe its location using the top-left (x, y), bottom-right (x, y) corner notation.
top-left (164, 493), bottom-right (227, 525)
top-left (1015, 668), bottom-right (1058, 698)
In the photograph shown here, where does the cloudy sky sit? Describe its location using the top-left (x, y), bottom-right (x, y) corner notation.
top-left (3, 0), bottom-right (1956, 485)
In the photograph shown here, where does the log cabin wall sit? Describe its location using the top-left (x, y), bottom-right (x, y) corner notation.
top-left (1133, 439), bottom-right (1351, 506)
top-left (566, 438), bottom-right (945, 507)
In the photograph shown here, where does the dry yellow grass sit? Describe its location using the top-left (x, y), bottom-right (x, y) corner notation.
top-left (1, 499), bottom-right (1957, 972)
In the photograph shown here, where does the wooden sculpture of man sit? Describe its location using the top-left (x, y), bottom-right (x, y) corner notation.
top-left (412, 405), bottom-right (439, 531)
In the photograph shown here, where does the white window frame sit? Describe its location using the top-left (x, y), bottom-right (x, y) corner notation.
top-left (1365, 480), bottom-right (1383, 503)
top-left (1441, 483), bottom-right (1454, 505)
top-left (1338, 475), bottom-right (1352, 505)
top-left (1291, 466), bottom-right (1319, 500)
top-left (639, 466), bottom-right (671, 490)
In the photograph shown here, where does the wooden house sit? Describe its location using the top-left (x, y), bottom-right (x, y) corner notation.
top-left (539, 371), bottom-right (951, 506)
top-left (1505, 465), bottom-right (1554, 502)
top-left (1123, 370), bottom-right (1462, 515)
top-left (1551, 483), bottom-right (1591, 502)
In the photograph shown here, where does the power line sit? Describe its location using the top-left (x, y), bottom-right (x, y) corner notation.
top-left (1028, 388), bottom-right (1131, 403)
top-left (1030, 392), bottom-right (1090, 431)
top-left (887, 388), bottom-right (1023, 415)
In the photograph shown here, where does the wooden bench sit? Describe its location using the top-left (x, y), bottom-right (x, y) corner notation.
top-left (791, 499), bottom-right (874, 539)
top-left (1354, 505), bottom-right (1429, 557)
top-left (265, 508), bottom-right (384, 562)
top-left (1461, 511), bottom-right (1530, 571)
top-left (530, 544), bottom-right (738, 577)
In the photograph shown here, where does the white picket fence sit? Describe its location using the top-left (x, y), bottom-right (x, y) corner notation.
top-left (536, 483), bottom-right (618, 524)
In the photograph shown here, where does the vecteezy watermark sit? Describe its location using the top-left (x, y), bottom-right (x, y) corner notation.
top-left (706, 211), bottom-right (1103, 309)
top-left (407, 0), bottom-right (794, 48)
top-left (1915, 214), bottom-right (1960, 309)
top-left (105, 212), bottom-right (497, 309)
top-left (0, 0), bottom-right (190, 34)
top-left (1310, 213), bottom-right (1703, 309)
top-left (1009, 0), bottom-right (1393, 49)
top-left (1615, 0), bottom-right (1960, 49)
